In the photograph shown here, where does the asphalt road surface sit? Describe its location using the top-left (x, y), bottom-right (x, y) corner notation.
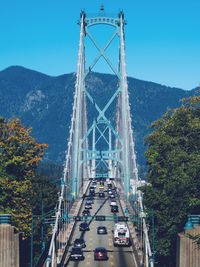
top-left (64, 182), bottom-right (137, 267)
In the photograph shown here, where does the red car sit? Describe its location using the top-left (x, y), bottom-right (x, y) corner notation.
top-left (94, 247), bottom-right (108, 260)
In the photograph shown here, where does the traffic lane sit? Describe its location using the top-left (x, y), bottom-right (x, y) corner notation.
top-left (99, 195), bottom-right (137, 267)
top-left (65, 184), bottom-right (137, 267)
top-left (67, 196), bottom-right (115, 267)
top-left (66, 196), bottom-right (112, 267)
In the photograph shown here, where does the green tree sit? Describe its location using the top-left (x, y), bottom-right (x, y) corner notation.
top-left (141, 96), bottom-right (200, 266)
top-left (0, 117), bottom-right (47, 238)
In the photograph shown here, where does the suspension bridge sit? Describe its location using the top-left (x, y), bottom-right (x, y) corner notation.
top-left (43, 8), bottom-right (154, 267)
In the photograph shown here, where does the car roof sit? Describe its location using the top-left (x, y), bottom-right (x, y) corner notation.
top-left (74, 238), bottom-right (84, 241)
top-left (72, 247), bottom-right (82, 251)
top-left (95, 247), bottom-right (107, 251)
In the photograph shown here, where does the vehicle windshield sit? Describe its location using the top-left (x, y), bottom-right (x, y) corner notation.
top-left (72, 248), bottom-right (82, 252)
top-left (75, 239), bottom-right (84, 243)
top-left (96, 248), bottom-right (106, 252)
top-left (118, 232), bottom-right (126, 237)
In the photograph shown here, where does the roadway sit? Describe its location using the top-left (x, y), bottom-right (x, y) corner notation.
top-left (63, 181), bottom-right (137, 267)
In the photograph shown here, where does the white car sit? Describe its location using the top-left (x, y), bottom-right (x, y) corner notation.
top-left (110, 201), bottom-right (117, 206)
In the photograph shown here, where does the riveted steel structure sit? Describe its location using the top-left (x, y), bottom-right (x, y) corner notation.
top-left (45, 9), bottom-right (154, 267)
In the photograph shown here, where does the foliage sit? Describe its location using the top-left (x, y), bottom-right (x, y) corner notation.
top-left (141, 96), bottom-right (200, 266)
top-left (30, 174), bottom-right (58, 267)
top-left (0, 117), bottom-right (47, 238)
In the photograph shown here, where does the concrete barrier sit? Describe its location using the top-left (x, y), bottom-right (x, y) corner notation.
top-left (177, 226), bottom-right (200, 267)
top-left (0, 215), bottom-right (19, 267)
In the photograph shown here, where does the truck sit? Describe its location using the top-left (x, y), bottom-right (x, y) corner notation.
top-left (113, 223), bottom-right (130, 246)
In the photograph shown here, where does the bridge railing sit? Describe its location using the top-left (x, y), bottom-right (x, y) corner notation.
top-left (138, 190), bottom-right (154, 267)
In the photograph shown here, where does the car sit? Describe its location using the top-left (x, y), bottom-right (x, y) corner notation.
top-left (99, 191), bottom-right (105, 198)
top-left (99, 185), bottom-right (104, 190)
top-left (82, 209), bottom-right (90, 216)
top-left (91, 184), bottom-right (97, 189)
top-left (73, 238), bottom-right (86, 248)
top-left (97, 226), bottom-right (107, 234)
top-left (111, 205), bottom-right (119, 213)
top-left (90, 186), bottom-right (95, 191)
top-left (94, 247), bottom-right (108, 260)
top-left (79, 222), bottom-right (90, 231)
top-left (110, 201), bottom-right (117, 206)
top-left (85, 203), bottom-right (92, 209)
top-left (89, 187), bottom-right (95, 196)
top-left (107, 183), bottom-right (112, 189)
top-left (70, 247), bottom-right (84, 261)
top-left (108, 189), bottom-right (113, 195)
top-left (99, 180), bottom-right (104, 185)
top-left (86, 200), bottom-right (93, 205)
top-left (85, 197), bottom-right (93, 204)
top-left (109, 194), bottom-right (116, 199)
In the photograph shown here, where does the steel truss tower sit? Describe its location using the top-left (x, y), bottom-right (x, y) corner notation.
top-left (45, 8), bottom-right (154, 267)
top-left (75, 9), bottom-right (139, 197)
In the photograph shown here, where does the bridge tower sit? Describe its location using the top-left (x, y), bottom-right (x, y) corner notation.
top-left (72, 8), bottom-right (139, 197)
top-left (45, 8), bottom-right (154, 267)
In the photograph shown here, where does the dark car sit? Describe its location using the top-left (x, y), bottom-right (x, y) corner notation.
top-left (73, 238), bottom-right (86, 248)
top-left (86, 198), bottom-right (93, 204)
top-left (97, 226), bottom-right (107, 234)
top-left (70, 247), bottom-right (84, 261)
top-left (111, 205), bottom-right (119, 213)
top-left (85, 203), bottom-right (92, 209)
top-left (79, 222), bottom-right (90, 231)
top-left (109, 194), bottom-right (116, 199)
top-left (89, 186), bottom-right (95, 195)
top-left (99, 180), bottom-right (104, 185)
top-left (108, 189), bottom-right (113, 195)
top-left (107, 183), bottom-right (112, 189)
top-left (94, 247), bottom-right (108, 260)
top-left (82, 209), bottom-right (90, 216)
top-left (99, 191), bottom-right (105, 198)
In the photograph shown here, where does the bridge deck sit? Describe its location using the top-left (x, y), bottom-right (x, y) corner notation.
top-left (63, 182), bottom-right (138, 267)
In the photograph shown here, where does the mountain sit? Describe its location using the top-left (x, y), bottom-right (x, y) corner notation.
top-left (0, 66), bottom-right (197, 176)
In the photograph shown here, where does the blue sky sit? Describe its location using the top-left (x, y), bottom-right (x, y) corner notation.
top-left (0, 0), bottom-right (199, 89)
